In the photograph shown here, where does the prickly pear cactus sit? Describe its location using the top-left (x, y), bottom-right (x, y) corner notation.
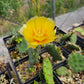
top-left (68, 53), bottom-right (84, 73)
top-left (56, 66), bottom-right (69, 76)
top-left (28, 45), bottom-right (41, 69)
top-left (45, 44), bottom-right (62, 61)
top-left (34, 80), bottom-right (39, 84)
top-left (74, 27), bottom-right (84, 36)
top-left (43, 57), bottom-right (54, 84)
top-left (34, 81), bottom-right (45, 84)
top-left (60, 32), bottom-right (72, 41)
top-left (70, 34), bottom-right (77, 44)
top-left (16, 38), bottom-right (28, 54)
top-left (74, 27), bottom-right (83, 32)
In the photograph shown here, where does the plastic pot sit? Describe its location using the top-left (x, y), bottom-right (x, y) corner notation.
top-left (3, 35), bottom-right (16, 50)
top-left (0, 66), bottom-right (12, 83)
top-left (54, 27), bottom-right (82, 57)
top-left (9, 47), bottom-right (67, 84)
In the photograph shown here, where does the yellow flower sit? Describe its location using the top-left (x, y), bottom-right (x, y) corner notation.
top-left (23, 16), bottom-right (56, 48)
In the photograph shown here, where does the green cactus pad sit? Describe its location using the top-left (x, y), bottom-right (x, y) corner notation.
top-left (16, 38), bottom-right (28, 54)
top-left (45, 44), bottom-right (62, 61)
top-left (56, 66), bottom-right (69, 76)
top-left (60, 32), bottom-right (72, 41)
top-left (68, 53), bottom-right (84, 73)
top-left (43, 57), bottom-right (54, 84)
top-left (74, 27), bottom-right (84, 36)
top-left (34, 80), bottom-right (39, 84)
top-left (28, 46), bottom-right (41, 69)
top-left (81, 32), bottom-right (84, 35)
top-left (70, 34), bottom-right (77, 44)
top-left (74, 27), bottom-right (83, 32)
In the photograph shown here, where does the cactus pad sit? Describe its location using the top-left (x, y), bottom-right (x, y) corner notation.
top-left (74, 27), bottom-right (83, 32)
top-left (56, 66), bottom-right (69, 76)
top-left (74, 27), bottom-right (84, 36)
top-left (16, 38), bottom-right (28, 54)
top-left (70, 34), bottom-right (77, 44)
top-left (28, 45), bottom-right (41, 69)
top-left (60, 32), bottom-right (72, 41)
top-left (43, 57), bottom-right (54, 84)
top-left (68, 53), bottom-right (84, 73)
top-left (45, 44), bottom-right (62, 61)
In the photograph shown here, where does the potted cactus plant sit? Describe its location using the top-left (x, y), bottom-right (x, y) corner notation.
top-left (54, 52), bottom-right (84, 84)
top-left (54, 27), bottom-right (82, 57)
top-left (3, 16), bottom-right (67, 84)
top-left (73, 23), bottom-right (84, 48)
top-left (61, 32), bottom-right (81, 53)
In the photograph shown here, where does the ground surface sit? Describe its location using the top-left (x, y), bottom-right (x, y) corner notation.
top-left (55, 7), bottom-right (84, 33)
top-left (0, 7), bottom-right (84, 62)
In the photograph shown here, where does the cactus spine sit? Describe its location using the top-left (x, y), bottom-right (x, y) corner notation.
top-left (68, 53), bottom-right (84, 73)
top-left (43, 57), bottom-right (54, 84)
top-left (45, 44), bottom-right (62, 61)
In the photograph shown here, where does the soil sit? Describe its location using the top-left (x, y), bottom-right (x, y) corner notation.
top-left (75, 25), bottom-right (84, 39)
top-left (0, 61), bottom-right (6, 72)
top-left (16, 60), bottom-right (42, 83)
top-left (6, 43), bottom-right (15, 48)
top-left (10, 50), bottom-right (28, 61)
top-left (55, 66), bottom-right (84, 84)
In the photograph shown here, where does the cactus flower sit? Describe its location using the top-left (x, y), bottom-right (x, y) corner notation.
top-left (23, 16), bottom-right (56, 48)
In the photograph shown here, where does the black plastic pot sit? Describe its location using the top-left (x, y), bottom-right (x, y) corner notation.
top-left (0, 66), bottom-right (12, 83)
top-left (3, 27), bottom-right (68, 84)
top-left (8, 46), bottom-right (67, 84)
top-left (8, 48), bottom-right (46, 84)
top-left (3, 35), bottom-right (16, 50)
top-left (13, 58), bottom-right (64, 84)
top-left (54, 26), bottom-right (83, 57)
top-left (3, 35), bottom-right (68, 84)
